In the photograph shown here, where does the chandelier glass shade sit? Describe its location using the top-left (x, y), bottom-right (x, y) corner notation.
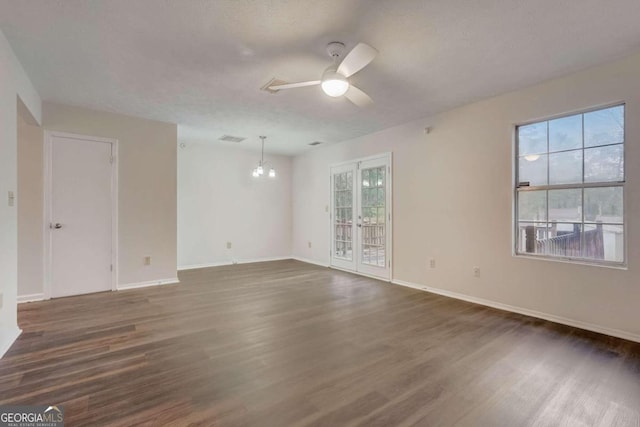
top-left (252, 136), bottom-right (275, 178)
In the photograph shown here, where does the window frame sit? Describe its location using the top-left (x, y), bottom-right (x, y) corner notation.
top-left (513, 102), bottom-right (627, 268)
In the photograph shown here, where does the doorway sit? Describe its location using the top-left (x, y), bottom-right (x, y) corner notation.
top-left (44, 131), bottom-right (117, 298)
top-left (330, 153), bottom-right (392, 280)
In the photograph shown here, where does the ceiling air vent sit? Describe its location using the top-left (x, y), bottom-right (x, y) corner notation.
top-left (309, 141), bottom-right (323, 146)
top-left (219, 135), bottom-right (246, 143)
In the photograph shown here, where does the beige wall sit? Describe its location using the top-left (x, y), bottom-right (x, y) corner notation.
top-left (42, 103), bottom-right (178, 287)
top-left (178, 143), bottom-right (292, 268)
top-left (0, 27), bottom-right (41, 357)
top-left (292, 52), bottom-right (640, 340)
top-left (17, 113), bottom-right (44, 298)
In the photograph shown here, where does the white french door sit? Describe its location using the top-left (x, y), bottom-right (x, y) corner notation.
top-left (330, 163), bottom-right (357, 271)
top-left (330, 153), bottom-right (392, 280)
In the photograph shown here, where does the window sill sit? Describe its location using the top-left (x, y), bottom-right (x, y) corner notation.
top-left (513, 253), bottom-right (628, 270)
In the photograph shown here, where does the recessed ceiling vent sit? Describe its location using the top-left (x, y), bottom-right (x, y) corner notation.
top-left (219, 135), bottom-right (246, 143)
top-left (309, 141), bottom-right (323, 146)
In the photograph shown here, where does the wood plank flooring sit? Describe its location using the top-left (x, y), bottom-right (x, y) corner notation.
top-left (2, 260), bottom-right (639, 426)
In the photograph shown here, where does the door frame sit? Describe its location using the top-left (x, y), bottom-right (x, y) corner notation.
top-left (329, 152), bottom-right (393, 281)
top-left (43, 131), bottom-right (119, 299)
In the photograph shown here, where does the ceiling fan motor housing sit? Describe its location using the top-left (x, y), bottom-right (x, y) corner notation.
top-left (326, 41), bottom-right (346, 60)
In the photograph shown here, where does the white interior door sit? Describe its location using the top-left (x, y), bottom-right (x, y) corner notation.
top-left (47, 133), bottom-right (115, 298)
top-left (331, 153), bottom-right (392, 280)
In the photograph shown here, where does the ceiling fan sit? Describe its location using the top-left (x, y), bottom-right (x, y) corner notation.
top-left (264, 42), bottom-right (378, 107)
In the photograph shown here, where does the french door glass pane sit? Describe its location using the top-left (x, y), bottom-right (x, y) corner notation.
top-left (361, 166), bottom-right (386, 267)
top-left (334, 171), bottom-right (353, 260)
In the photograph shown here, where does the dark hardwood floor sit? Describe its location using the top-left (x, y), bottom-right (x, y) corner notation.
top-left (2, 260), bottom-right (639, 426)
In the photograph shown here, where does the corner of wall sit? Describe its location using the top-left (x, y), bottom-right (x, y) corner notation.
top-left (0, 326), bottom-right (22, 358)
top-left (0, 27), bottom-right (43, 358)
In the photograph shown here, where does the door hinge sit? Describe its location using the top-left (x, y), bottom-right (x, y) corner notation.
top-left (110, 156), bottom-right (114, 164)
top-left (110, 264), bottom-right (113, 272)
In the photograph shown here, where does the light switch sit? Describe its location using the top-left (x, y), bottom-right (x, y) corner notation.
top-left (8, 191), bottom-right (15, 207)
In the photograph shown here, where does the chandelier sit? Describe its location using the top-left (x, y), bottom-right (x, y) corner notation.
top-left (252, 136), bottom-right (276, 178)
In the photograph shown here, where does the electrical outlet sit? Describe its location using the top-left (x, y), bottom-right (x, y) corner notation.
top-left (429, 258), bottom-right (436, 269)
top-left (144, 256), bottom-right (152, 266)
top-left (308, 241), bottom-right (312, 248)
top-left (8, 191), bottom-right (15, 207)
top-left (473, 267), bottom-right (480, 278)
top-left (226, 242), bottom-right (232, 249)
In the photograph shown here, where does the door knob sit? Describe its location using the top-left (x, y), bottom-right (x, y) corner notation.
top-left (51, 223), bottom-right (63, 229)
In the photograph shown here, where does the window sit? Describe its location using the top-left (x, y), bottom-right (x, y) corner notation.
top-left (515, 104), bottom-right (625, 265)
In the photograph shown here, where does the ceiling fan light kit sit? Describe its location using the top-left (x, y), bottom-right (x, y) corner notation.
top-left (321, 66), bottom-right (349, 97)
top-left (264, 41), bottom-right (377, 107)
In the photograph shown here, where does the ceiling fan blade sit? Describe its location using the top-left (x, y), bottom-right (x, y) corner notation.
top-left (344, 85), bottom-right (373, 107)
top-left (337, 43), bottom-right (378, 77)
top-left (268, 80), bottom-right (321, 91)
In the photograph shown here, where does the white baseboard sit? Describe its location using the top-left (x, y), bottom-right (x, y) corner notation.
top-left (328, 264), bottom-right (391, 282)
top-left (17, 293), bottom-right (45, 303)
top-left (178, 256), bottom-right (293, 271)
top-left (178, 261), bottom-right (227, 270)
top-left (291, 257), bottom-right (330, 268)
top-left (0, 327), bottom-right (22, 359)
top-left (117, 277), bottom-right (180, 291)
top-left (392, 279), bottom-right (640, 343)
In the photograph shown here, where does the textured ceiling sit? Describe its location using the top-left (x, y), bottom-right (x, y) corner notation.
top-left (2, 0), bottom-right (640, 155)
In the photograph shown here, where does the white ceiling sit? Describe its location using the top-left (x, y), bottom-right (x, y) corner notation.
top-left (2, 1), bottom-right (640, 155)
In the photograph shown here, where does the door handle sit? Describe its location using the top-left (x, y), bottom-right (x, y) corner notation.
top-left (357, 223), bottom-right (362, 228)
top-left (51, 223), bottom-right (63, 229)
